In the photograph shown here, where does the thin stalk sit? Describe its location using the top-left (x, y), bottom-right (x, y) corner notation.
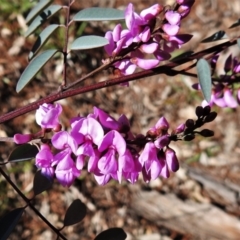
top-left (0, 168), bottom-right (67, 240)
top-left (0, 38), bottom-right (237, 124)
top-left (62, 2), bottom-right (71, 87)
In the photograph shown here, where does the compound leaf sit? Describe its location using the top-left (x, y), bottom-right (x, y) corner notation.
top-left (95, 228), bottom-right (127, 240)
top-left (201, 30), bottom-right (227, 43)
top-left (63, 199), bottom-right (87, 227)
top-left (196, 59), bottom-right (212, 102)
top-left (71, 35), bottom-right (108, 50)
top-left (73, 7), bottom-right (125, 21)
top-left (8, 144), bottom-right (39, 162)
top-left (29, 24), bottom-right (60, 60)
top-left (25, 0), bottom-right (53, 24)
top-left (16, 49), bottom-right (58, 92)
top-left (33, 171), bottom-right (53, 196)
top-left (25, 5), bottom-right (62, 37)
top-left (0, 208), bottom-right (25, 240)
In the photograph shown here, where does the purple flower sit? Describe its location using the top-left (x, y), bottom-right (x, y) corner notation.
top-left (139, 142), bottom-right (165, 182)
top-left (165, 148), bottom-right (179, 172)
top-left (53, 148), bottom-right (80, 187)
top-left (118, 150), bottom-right (142, 183)
top-left (92, 107), bottom-right (120, 130)
top-left (51, 131), bottom-right (77, 154)
top-left (165, 11), bottom-right (181, 25)
top-left (154, 135), bottom-right (170, 149)
top-left (223, 89), bottom-right (238, 108)
top-left (70, 117), bottom-right (104, 170)
top-left (36, 103), bottom-right (62, 129)
top-left (92, 130), bottom-right (126, 185)
top-left (35, 144), bottom-right (55, 178)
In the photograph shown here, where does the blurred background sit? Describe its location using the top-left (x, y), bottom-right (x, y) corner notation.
top-left (1, 0), bottom-right (240, 239)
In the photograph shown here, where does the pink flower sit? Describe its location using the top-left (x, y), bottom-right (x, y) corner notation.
top-left (53, 148), bottom-right (80, 187)
top-left (35, 144), bottom-right (55, 178)
top-left (93, 130), bottom-right (127, 185)
top-left (36, 103), bottom-right (62, 129)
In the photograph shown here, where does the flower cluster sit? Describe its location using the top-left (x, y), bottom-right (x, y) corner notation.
top-left (14, 103), bottom-right (187, 187)
top-left (193, 54), bottom-right (240, 108)
top-left (103, 1), bottom-right (194, 76)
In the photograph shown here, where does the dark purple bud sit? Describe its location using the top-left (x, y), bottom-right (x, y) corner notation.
top-left (185, 119), bottom-right (194, 128)
top-left (199, 129), bottom-right (214, 137)
top-left (203, 105), bottom-right (211, 115)
top-left (211, 54), bottom-right (219, 69)
top-left (183, 134), bottom-right (195, 141)
top-left (204, 112), bottom-right (217, 122)
top-left (165, 148), bottom-right (179, 172)
top-left (195, 106), bottom-right (204, 118)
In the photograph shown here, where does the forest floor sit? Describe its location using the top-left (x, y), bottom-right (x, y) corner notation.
top-left (1, 0), bottom-right (240, 239)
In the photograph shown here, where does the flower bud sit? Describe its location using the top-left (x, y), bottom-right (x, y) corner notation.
top-left (14, 133), bottom-right (33, 144)
top-left (185, 119), bottom-right (194, 128)
top-left (154, 135), bottom-right (170, 149)
top-left (165, 148), bottom-right (179, 172)
top-left (204, 112), bottom-right (217, 123)
top-left (199, 129), bottom-right (214, 137)
top-left (203, 105), bottom-right (211, 115)
top-left (183, 134), bottom-right (195, 141)
top-left (195, 106), bottom-right (203, 118)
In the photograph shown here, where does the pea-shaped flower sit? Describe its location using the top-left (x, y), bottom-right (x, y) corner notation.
top-left (35, 103), bottom-right (62, 129)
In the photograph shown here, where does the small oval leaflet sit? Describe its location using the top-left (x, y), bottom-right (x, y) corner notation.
top-left (25, 0), bottom-right (53, 24)
top-left (63, 199), bottom-right (87, 227)
top-left (196, 58), bottom-right (212, 103)
top-left (94, 228), bottom-right (127, 240)
top-left (29, 24), bottom-right (60, 60)
top-left (229, 19), bottom-right (240, 29)
top-left (201, 30), bottom-right (227, 43)
top-left (0, 208), bottom-right (25, 240)
top-left (73, 7), bottom-right (125, 21)
top-left (33, 171), bottom-right (53, 196)
top-left (8, 144), bottom-right (39, 162)
top-left (16, 49), bottom-right (58, 93)
top-left (70, 35), bottom-right (109, 50)
top-left (25, 4), bottom-right (62, 37)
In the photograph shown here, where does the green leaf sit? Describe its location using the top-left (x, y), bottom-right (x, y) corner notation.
top-left (171, 51), bottom-right (194, 62)
top-left (8, 144), bottom-right (39, 162)
top-left (0, 208), bottom-right (25, 240)
top-left (16, 49), bottom-right (58, 92)
top-left (196, 59), bottom-right (212, 102)
top-left (25, 5), bottom-right (62, 37)
top-left (229, 19), bottom-right (240, 29)
top-left (63, 199), bottom-right (87, 227)
top-left (25, 0), bottom-right (53, 24)
top-left (70, 35), bottom-right (108, 50)
top-left (29, 24), bottom-right (60, 60)
top-left (73, 7), bottom-right (125, 21)
top-left (94, 228), bottom-right (127, 240)
top-left (33, 171), bottom-right (53, 196)
top-left (201, 30), bottom-right (227, 43)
